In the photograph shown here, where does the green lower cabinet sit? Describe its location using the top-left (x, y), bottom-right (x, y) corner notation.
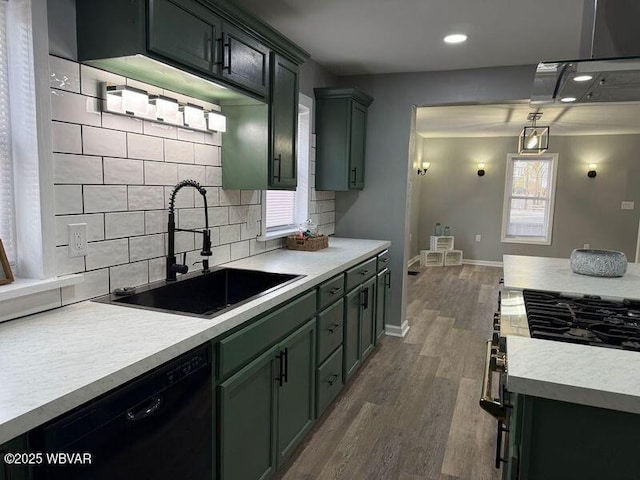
top-left (359, 277), bottom-right (376, 361)
top-left (509, 393), bottom-right (640, 480)
top-left (219, 345), bottom-right (279, 480)
top-left (276, 319), bottom-right (316, 464)
top-left (219, 319), bottom-right (316, 480)
top-left (0, 435), bottom-right (29, 480)
top-left (344, 288), bottom-right (361, 381)
top-left (375, 268), bottom-right (390, 342)
top-left (316, 346), bottom-right (343, 417)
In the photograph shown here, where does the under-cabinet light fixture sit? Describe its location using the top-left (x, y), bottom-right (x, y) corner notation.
top-left (519, 112), bottom-right (549, 154)
top-left (150, 95), bottom-right (180, 124)
top-left (207, 111), bottom-right (227, 132)
top-left (105, 85), bottom-right (149, 116)
top-left (477, 163), bottom-right (486, 176)
top-left (588, 163), bottom-right (597, 178)
top-left (417, 162), bottom-right (430, 175)
top-left (101, 83), bottom-right (226, 135)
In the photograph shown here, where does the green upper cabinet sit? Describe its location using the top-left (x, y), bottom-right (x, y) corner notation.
top-left (314, 88), bottom-right (374, 191)
top-left (220, 22), bottom-right (270, 97)
top-left (148, 0), bottom-right (221, 76)
top-left (76, 0), bottom-right (308, 104)
top-left (269, 53), bottom-right (299, 190)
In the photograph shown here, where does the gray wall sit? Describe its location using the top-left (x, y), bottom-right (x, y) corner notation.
top-left (418, 134), bottom-right (640, 262)
top-left (336, 65), bottom-right (537, 331)
top-left (299, 58), bottom-right (338, 99)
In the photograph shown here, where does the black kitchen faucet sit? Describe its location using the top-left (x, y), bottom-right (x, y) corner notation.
top-left (166, 179), bottom-right (212, 281)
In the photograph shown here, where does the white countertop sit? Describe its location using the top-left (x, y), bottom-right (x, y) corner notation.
top-left (502, 255), bottom-right (640, 414)
top-left (507, 336), bottom-right (640, 414)
top-left (0, 238), bottom-right (390, 445)
top-left (503, 254), bottom-right (640, 301)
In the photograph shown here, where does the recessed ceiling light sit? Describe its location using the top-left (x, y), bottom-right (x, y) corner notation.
top-left (561, 97), bottom-right (577, 103)
top-left (573, 75), bottom-right (593, 82)
top-left (443, 33), bottom-right (468, 44)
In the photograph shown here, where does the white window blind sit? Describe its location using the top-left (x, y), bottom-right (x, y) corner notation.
top-left (265, 190), bottom-right (296, 229)
top-left (0, 0), bottom-right (16, 265)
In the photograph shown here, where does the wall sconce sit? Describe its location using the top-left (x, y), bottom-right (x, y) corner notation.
top-left (102, 83), bottom-right (226, 134)
top-left (417, 162), bottom-right (430, 175)
top-left (477, 163), bottom-right (486, 176)
top-left (587, 163), bottom-right (597, 178)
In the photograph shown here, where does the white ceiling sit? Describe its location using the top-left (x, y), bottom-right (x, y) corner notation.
top-left (230, 0), bottom-right (586, 75)
top-left (415, 102), bottom-right (640, 138)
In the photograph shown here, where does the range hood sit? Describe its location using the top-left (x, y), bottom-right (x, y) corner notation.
top-left (531, 0), bottom-right (640, 104)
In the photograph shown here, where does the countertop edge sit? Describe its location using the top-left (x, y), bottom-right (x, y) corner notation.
top-left (0, 239), bottom-right (390, 444)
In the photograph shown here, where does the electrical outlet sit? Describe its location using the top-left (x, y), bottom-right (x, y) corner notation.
top-left (621, 201), bottom-right (635, 210)
top-left (68, 223), bottom-right (88, 258)
top-left (584, 243), bottom-right (590, 249)
top-left (475, 234), bottom-right (481, 242)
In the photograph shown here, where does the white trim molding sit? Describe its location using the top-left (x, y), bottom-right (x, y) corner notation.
top-left (385, 320), bottom-right (410, 338)
top-left (462, 259), bottom-right (504, 268)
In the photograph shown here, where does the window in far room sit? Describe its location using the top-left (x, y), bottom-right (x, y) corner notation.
top-left (261, 94), bottom-right (312, 238)
top-left (501, 153), bottom-right (558, 245)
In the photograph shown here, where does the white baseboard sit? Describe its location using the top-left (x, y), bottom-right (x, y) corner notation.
top-left (462, 259), bottom-right (504, 267)
top-left (407, 255), bottom-right (420, 268)
top-left (385, 319), bottom-right (410, 338)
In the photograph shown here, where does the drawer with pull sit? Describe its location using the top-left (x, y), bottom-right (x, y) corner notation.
top-left (316, 346), bottom-right (343, 417)
top-left (318, 274), bottom-right (345, 310)
top-left (317, 298), bottom-right (344, 364)
top-left (377, 250), bottom-right (390, 272)
top-left (345, 257), bottom-right (377, 291)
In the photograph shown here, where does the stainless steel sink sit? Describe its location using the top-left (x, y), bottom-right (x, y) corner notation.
top-left (93, 268), bottom-right (303, 318)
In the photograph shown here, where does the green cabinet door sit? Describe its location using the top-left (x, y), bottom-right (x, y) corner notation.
top-left (148, 0), bottom-right (220, 75)
top-left (276, 319), bottom-right (316, 464)
top-left (344, 288), bottom-right (361, 381)
top-left (314, 88), bottom-right (373, 191)
top-left (375, 269), bottom-right (390, 342)
top-left (221, 22), bottom-right (269, 97)
top-left (219, 346), bottom-right (279, 480)
top-left (269, 53), bottom-right (299, 190)
top-left (360, 277), bottom-right (376, 360)
top-left (349, 101), bottom-right (367, 189)
top-left (1, 435), bottom-right (29, 480)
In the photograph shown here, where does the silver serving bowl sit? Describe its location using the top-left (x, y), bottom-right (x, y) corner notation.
top-left (569, 249), bottom-right (627, 277)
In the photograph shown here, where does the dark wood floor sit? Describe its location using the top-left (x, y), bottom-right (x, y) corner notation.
top-left (278, 264), bottom-right (504, 480)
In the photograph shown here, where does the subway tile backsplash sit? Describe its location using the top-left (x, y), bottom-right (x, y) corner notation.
top-left (50, 55), bottom-right (335, 304)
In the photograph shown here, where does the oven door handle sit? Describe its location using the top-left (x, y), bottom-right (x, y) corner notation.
top-left (479, 339), bottom-right (507, 421)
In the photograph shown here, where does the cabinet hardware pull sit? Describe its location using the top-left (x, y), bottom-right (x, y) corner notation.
top-left (273, 153), bottom-right (282, 181)
top-left (329, 287), bottom-right (342, 295)
top-left (327, 374), bottom-right (339, 386)
top-left (359, 269), bottom-right (369, 276)
top-left (351, 167), bottom-right (357, 185)
top-left (361, 288), bottom-right (369, 309)
top-left (126, 396), bottom-right (162, 422)
top-left (381, 258), bottom-right (389, 263)
top-left (275, 351), bottom-right (284, 386)
top-left (328, 323), bottom-right (341, 333)
top-left (283, 347), bottom-right (289, 384)
top-left (386, 271), bottom-right (391, 289)
top-left (222, 41), bottom-right (231, 72)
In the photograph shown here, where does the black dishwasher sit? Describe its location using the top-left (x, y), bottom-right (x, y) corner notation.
top-left (30, 343), bottom-right (213, 480)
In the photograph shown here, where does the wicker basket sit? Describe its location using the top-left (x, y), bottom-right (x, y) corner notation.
top-left (286, 235), bottom-right (329, 251)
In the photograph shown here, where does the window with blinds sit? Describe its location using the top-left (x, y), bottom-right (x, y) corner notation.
top-left (265, 190), bottom-right (296, 229)
top-left (0, 1), bottom-right (16, 265)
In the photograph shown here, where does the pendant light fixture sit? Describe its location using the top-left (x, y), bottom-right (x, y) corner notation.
top-left (519, 112), bottom-right (549, 154)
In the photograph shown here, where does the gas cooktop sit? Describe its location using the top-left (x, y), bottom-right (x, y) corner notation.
top-left (523, 290), bottom-right (640, 351)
